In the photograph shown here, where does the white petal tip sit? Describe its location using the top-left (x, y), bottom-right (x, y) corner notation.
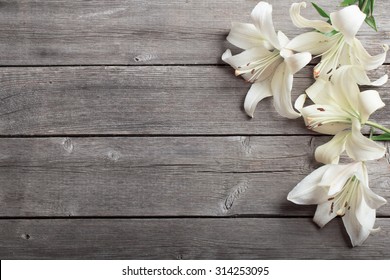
top-left (371, 74), bottom-right (388, 86)
top-left (244, 106), bottom-right (255, 118)
top-left (292, 2), bottom-right (307, 9)
top-left (290, 2), bottom-right (332, 32)
top-left (286, 191), bottom-right (300, 203)
top-left (382, 198), bottom-right (388, 205)
top-left (313, 217), bottom-right (326, 228)
top-left (222, 49), bottom-right (232, 61)
top-left (244, 82), bottom-right (273, 119)
top-left (371, 227), bottom-right (382, 234)
top-left (294, 96), bottom-right (305, 110)
top-left (279, 109), bottom-right (301, 119)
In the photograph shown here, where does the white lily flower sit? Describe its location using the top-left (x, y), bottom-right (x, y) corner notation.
top-left (288, 161), bottom-right (387, 247)
top-left (222, 1), bottom-right (311, 119)
top-left (287, 2), bottom-right (388, 81)
top-left (297, 66), bottom-right (386, 164)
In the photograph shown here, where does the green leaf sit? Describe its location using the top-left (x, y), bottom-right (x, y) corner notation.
top-left (359, 0), bottom-right (372, 14)
top-left (365, 15), bottom-right (378, 31)
top-left (371, 133), bottom-right (390, 141)
top-left (311, 2), bottom-right (330, 18)
top-left (340, 0), bottom-right (358, 6)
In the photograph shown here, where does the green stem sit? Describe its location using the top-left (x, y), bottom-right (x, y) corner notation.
top-left (361, 0), bottom-right (369, 12)
top-left (365, 120), bottom-right (390, 134)
top-left (369, 126), bottom-right (374, 139)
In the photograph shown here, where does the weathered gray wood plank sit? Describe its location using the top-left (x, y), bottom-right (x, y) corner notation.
top-left (1, 218), bottom-right (389, 259)
top-left (0, 66), bottom-right (389, 135)
top-left (0, 0), bottom-right (388, 65)
top-left (0, 137), bottom-right (388, 217)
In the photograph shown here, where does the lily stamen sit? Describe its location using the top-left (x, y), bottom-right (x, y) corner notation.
top-left (313, 33), bottom-right (345, 78)
top-left (234, 50), bottom-right (281, 83)
top-left (305, 116), bottom-right (351, 130)
top-left (333, 176), bottom-right (358, 216)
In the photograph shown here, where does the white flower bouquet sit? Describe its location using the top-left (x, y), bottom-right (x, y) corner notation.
top-left (223, 0), bottom-right (389, 246)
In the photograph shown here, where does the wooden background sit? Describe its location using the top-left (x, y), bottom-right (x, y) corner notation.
top-left (0, 0), bottom-right (389, 259)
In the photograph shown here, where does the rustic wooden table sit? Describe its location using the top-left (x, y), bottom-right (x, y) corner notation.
top-left (0, 0), bottom-right (389, 259)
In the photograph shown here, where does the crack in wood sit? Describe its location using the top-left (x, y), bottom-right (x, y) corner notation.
top-left (199, 170), bottom-right (295, 174)
top-left (240, 136), bottom-right (252, 154)
top-left (107, 150), bottom-right (121, 161)
top-left (224, 180), bottom-right (249, 211)
top-left (62, 138), bottom-right (74, 153)
top-left (78, 7), bottom-right (128, 19)
top-left (134, 54), bottom-right (158, 63)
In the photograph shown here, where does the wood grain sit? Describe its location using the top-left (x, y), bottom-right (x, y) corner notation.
top-left (1, 0), bottom-right (390, 260)
top-left (1, 218), bottom-right (389, 259)
top-left (0, 0), bottom-right (388, 65)
top-left (0, 66), bottom-right (389, 135)
top-left (0, 137), bottom-right (388, 217)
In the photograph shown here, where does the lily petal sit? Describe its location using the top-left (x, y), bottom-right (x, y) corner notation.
top-left (294, 94), bottom-right (306, 111)
top-left (362, 186), bottom-right (387, 210)
top-left (315, 131), bottom-right (349, 164)
top-left (284, 52), bottom-right (312, 75)
top-left (354, 162), bottom-right (368, 188)
top-left (307, 67), bottom-right (361, 109)
top-left (300, 104), bottom-right (351, 135)
top-left (358, 90), bottom-right (385, 124)
top-left (346, 65), bottom-right (373, 85)
top-left (338, 42), bottom-right (353, 66)
top-left (310, 123), bottom-right (351, 135)
top-left (355, 165), bottom-right (386, 229)
top-left (331, 65), bottom-right (361, 111)
top-left (305, 78), bottom-right (333, 105)
top-left (286, 31), bottom-right (334, 55)
top-left (330, 5), bottom-right (365, 45)
top-left (244, 82), bottom-right (273, 118)
top-left (352, 39), bottom-right (389, 71)
top-left (320, 163), bottom-right (359, 196)
top-left (313, 201), bottom-right (338, 228)
top-left (287, 165), bottom-right (331, 204)
top-left (251, 2), bottom-right (281, 49)
top-left (289, 2), bottom-right (333, 33)
top-left (346, 65), bottom-right (388, 87)
top-left (345, 120), bottom-right (386, 161)
top-left (271, 62), bottom-right (300, 119)
top-left (342, 187), bottom-right (371, 247)
top-left (358, 164), bottom-right (387, 210)
top-left (227, 22), bottom-right (273, 50)
top-left (371, 75), bottom-right (388, 87)
top-left (277, 31), bottom-right (290, 49)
